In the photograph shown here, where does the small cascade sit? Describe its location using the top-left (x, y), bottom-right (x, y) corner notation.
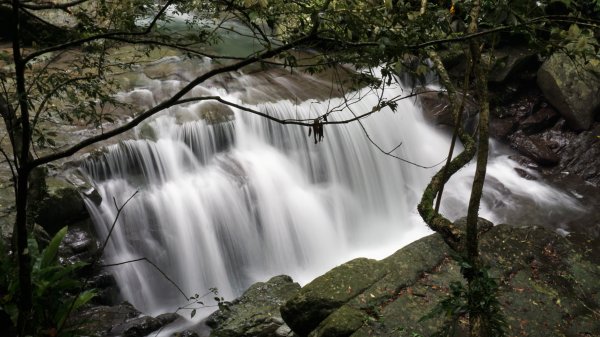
top-left (80, 68), bottom-right (582, 320)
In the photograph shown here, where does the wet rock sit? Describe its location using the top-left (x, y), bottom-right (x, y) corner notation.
top-left (70, 302), bottom-right (141, 337)
top-left (553, 123), bottom-right (600, 185)
top-left (111, 315), bottom-right (163, 337)
top-left (208, 275), bottom-right (300, 337)
top-left (61, 222), bottom-right (96, 255)
top-left (529, 121), bottom-right (600, 185)
top-left (537, 53), bottom-right (600, 130)
top-left (87, 272), bottom-right (120, 305)
top-left (520, 106), bottom-right (560, 134)
top-left (490, 117), bottom-right (517, 139)
top-left (509, 131), bottom-right (560, 166)
top-left (110, 312), bottom-right (181, 337)
top-left (417, 89), bottom-right (479, 132)
top-left (172, 330), bottom-right (200, 337)
top-left (193, 101), bottom-right (235, 124)
top-left (513, 167), bottom-right (538, 180)
top-left (36, 177), bottom-right (90, 235)
top-left (156, 312), bottom-right (182, 326)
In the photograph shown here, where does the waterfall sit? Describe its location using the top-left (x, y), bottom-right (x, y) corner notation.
top-left (80, 65), bottom-right (582, 320)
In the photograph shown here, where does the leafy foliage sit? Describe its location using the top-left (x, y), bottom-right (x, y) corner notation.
top-left (0, 227), bottom-right (95, 337)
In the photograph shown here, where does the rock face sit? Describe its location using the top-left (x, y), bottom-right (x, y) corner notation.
top-left (537, 53), bottom-right (600, 130)
top-left (280, 224), bottom-right (600, 337)
top-left (207, 275), bottom-right (301, 337)
top-left (551, 123), bottom-right (600, 185)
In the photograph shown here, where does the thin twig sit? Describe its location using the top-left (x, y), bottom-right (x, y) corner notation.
top-left (101, 257), bottom-right (189, 301)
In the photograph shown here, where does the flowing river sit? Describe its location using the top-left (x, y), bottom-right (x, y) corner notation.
top-left (79, 55), bottom-right (584, 330)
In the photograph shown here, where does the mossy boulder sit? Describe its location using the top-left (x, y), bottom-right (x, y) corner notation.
top-left (207, 275), bottom-right (301, 337)
top-left (282, 224), bottom-right (600, 337)
top-left (35, 171), bottom-right (101, 236)
top-left (282, 233), bottom-right (454, 337)
top-left (537, 53), bottom-right (600, 131)
top-left (280, 258), bottom-right (388, 337)
top-left (35, 177), bottom-right (88, 235)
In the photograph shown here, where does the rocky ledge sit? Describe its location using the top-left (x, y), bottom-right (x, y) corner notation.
top-left (207, 223), bottom-right (599, 337)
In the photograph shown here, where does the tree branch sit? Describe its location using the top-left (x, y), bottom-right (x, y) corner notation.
top-left (29, 33), bottom-right (317, 168)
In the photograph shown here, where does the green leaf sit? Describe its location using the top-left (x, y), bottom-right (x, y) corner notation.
top-left (41, 226), bottom-right (68, 269)
top-left (56, 290), bottom-right (96, 327)
top-left (191, 309), bottom-right (196, 318)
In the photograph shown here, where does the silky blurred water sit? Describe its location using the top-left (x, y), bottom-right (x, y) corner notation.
top-left (81, 65), bottom-right (583, 325)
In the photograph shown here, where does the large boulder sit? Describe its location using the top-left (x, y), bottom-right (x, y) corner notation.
top-left (541, 122), bottom-right (600, 185)
top-left (281, 233), bottom-right (454, 337)
top-left (280, 224), bottom-right (600, 337)
top-left (35, 171), bottom-right (101, 235)
top-left (537, 53), bottom-right (600, 130)
top-left (207, 275), bottom-right (301, 337)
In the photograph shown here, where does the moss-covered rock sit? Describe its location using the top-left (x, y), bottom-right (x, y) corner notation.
top-left (537, 53), bottom-right (600, 130)
top-left (282, 224), bottom-right (600, 337)
top-left (35, 171), bottom-right (101, 236)
top-left (35, 177), bottom-right (89, 235)
top-left (207, 275), bottom-right (301, 337)
top-left (308, 305), bottom-right (366, 337)
top-left (281, 258), bottom-right (387, 337)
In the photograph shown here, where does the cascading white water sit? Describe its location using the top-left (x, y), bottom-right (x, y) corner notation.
top-left (80, 62), bottom-right (582, 323)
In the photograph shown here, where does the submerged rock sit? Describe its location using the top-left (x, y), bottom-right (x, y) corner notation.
top-left (207, 275), bottom-right (301, 337)
top-left (279, 224), bottom-right (600, 337)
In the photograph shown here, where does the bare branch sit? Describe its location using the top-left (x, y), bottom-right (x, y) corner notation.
top-left (101, 257), bottom-right (189, 301)
top-left (99, 192), bottom-right (139, 257)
